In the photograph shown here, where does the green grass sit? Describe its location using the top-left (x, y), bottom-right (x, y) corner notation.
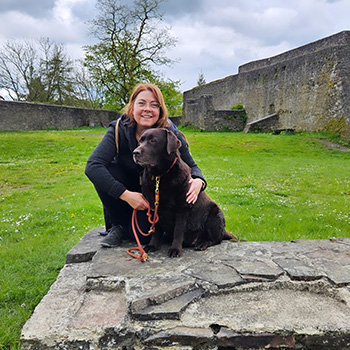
top-left (184, 129), bottom-right (350, 241)
top-left (1, 127), bottom-right (350, 349)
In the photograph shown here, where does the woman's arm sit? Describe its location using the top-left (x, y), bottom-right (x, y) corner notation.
top-left (174, 129), bottom-right (206, 204)
top-left (176, 131), bottom-right (207, 189)
top-left (85, 122), bottom-right (127, 199)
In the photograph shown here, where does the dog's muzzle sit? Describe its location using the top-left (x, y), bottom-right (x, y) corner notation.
top-left (133, 148), bottom-right (149, 167)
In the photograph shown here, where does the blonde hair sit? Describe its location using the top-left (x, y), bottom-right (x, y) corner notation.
top-left (124, 83), bottom-right (170, 128)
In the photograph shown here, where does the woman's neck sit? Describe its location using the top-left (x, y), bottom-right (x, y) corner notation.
top-left (136, 125), bottom-right (148, 141)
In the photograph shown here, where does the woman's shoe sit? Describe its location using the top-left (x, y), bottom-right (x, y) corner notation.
top-left (100, 225), bottom-right (124, 248)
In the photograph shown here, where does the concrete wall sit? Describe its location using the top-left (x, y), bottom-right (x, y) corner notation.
top-left (183, 31), bottom-right (350, 140)
top-left (0, 100), bottom-right (120, 131)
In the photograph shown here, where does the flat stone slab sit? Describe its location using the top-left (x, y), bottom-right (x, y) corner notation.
top-left (21, 228), bottom-right (350, 349)
top-left (66, 227), bottom-right (105, 263)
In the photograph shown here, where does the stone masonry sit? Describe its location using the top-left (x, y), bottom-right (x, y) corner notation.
top-left (21, 227), bottom-right (350, 349)
top-left (0, 100), bottom-right (119, 131)
top-left (183, 31), bottom-right (350, 140)
top-left (0, 100), bottom-right (182, 131)
top-left (182, 95), bottom-right (247, 131)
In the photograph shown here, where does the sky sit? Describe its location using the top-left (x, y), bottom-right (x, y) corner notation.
top-left (0, 0), bottom-right (350, 94)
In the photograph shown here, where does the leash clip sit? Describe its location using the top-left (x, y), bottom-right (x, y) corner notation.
top-left (155, 176), bottom-right (160, 192)
top-left (154, 176), bottom-right (160, 207)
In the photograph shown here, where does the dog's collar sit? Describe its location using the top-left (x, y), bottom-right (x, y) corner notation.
top-left (151, 157), bottom-right (178, 179)
top-left (167, 157), bottom-right (178, 174)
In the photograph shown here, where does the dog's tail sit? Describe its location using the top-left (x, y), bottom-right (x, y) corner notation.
top-left (223, 231), bottom-right (239, 242)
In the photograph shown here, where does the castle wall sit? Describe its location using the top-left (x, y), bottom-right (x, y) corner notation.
top-left (183, 31), bottom-right (350, 139)
top-left (0, 100), bottom-right (119, 131)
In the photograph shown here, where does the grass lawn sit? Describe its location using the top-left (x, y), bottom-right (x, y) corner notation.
top-left (1, 127), bottom-right (350, 349)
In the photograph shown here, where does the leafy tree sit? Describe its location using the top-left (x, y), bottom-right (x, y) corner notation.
top-left (84, 0), bottom-right (177, 110)
top-left (38, 38), bottom-right (75, 105)
top-left (156, 78), bottom-right (183, 116)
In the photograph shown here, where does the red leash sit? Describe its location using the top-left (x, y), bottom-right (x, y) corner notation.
top-left (127, 158), bottom-right (178, 262)
top-left (127, 176), bottom-right (160, 262)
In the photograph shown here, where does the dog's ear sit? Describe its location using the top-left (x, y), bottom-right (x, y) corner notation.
top-left (166, 129), bottom-right (181, 154)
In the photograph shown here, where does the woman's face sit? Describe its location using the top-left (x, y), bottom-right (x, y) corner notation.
top-left (133, 90), bottom-right (160, 132)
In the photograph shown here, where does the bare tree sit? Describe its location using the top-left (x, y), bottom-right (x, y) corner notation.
top-left (0, 40), bottom-right (37, 100)
top-left (84, 0), bottom-right (177, 110)
top-left (0, 38), bottom-right (76, 105)
top-left (73, 61), bottom-right (105, 108)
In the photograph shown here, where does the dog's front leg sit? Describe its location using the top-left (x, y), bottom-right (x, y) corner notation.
top-left (168, 212), bottom-right (188, 258)
top-left (144, 226), bottom-right (162, 253)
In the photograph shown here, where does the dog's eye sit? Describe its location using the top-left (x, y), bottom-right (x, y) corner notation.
top-left (149, 137), bottom-right (156, 144)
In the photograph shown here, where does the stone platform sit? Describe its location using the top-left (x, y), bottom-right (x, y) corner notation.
top-left (21, 228), bottom-right (350, 349)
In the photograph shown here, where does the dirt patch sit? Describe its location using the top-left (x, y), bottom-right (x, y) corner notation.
top-left (318, 138), bottom-right (350, 152)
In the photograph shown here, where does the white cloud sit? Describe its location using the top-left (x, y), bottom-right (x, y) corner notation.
top-left (0, 0), bottom-right (93, 47)
top-left (159, 12), bottom-right (297, 90)
top-left (0, 88), bottom-right (12, 100)
top-left (0, 0), bottom-right (350, 92)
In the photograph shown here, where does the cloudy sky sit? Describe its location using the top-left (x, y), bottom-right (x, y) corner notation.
top-left (1, 0), bottom-right (349, 92)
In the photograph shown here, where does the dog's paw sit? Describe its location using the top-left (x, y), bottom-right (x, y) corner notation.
top-left (168, 247), bottom-right (182, 258)
top-left (194, 241), bottom-right (211, 251)
top-left (144, 244), bottom-right (159, 253)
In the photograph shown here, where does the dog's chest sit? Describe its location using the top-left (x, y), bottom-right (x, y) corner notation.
top-left (142, 173), bottom-right (190, 210)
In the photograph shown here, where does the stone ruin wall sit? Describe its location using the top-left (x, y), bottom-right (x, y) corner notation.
top-left (183, 31), bottom-right (350, 140)
top-left (0, 100), bottom-right (120, 131)
top-left (0, 101), bottom-right (181, 131)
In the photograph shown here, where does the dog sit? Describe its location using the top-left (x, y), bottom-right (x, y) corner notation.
top-left (133, 128), bottom-right (235, 257)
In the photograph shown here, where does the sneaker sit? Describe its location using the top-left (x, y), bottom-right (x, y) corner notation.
top-left (100, 225), bottom-right (124, 248)
top-left (98, 230), bottom-right (109, 236)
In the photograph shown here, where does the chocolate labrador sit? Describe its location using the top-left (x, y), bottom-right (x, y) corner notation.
top-left (133, 128), bottom-right (235, 257)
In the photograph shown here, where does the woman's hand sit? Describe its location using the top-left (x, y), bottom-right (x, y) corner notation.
top-left (186, 178), bottom-right (204, 204)
top-left (120, 190), bottom-right (149, 210)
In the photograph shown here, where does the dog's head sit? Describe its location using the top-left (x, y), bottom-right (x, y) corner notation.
top-left (133, 128), bottom-right (181, 168)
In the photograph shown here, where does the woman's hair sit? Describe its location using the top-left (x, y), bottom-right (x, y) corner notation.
top-left (123, 83), bottom-right (170, 128)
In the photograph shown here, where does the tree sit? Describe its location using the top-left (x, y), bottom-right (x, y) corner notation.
top-left (73, 61), bottom-right (105, 109)
top-left (84, 0), bottom-right (177, 110)
top-left (38, 38), bottom-right (75, 105)
top-left (0, 38), bottom-right (76, 105)
top-left (0, 40), bottom-right (37, 101)
top-left (156, 78), bottom-right (183, 116)
top-left (197, 71), bottom-right (206, 86)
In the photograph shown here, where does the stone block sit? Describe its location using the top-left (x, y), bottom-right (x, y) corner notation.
top-left (184, 262), bottom-right (243, 288)
top-left (224, 257), bottom-right (284, 280)
top-left (133, 288), bottom-right (204, 320)
top-left (216, 328), bottom-right (295, 348)
top-left (66, 227), bottom-right (104, 263)
top-left (144, 326), bottom-right (213, 347)
top-left (21, 234), bottom-right (350, 350)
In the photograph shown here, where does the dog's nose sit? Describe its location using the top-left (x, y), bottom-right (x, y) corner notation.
top-left (133, 148), bottom-right (141, 156)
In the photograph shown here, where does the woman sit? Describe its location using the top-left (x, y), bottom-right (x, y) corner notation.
top-left (85, 83), bottom-right (206, 247)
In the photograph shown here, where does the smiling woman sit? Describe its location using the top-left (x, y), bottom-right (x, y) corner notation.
top-left (131, 90), bottom-right (161, 139)
top-left (84, 83), bottom-right (206, 249)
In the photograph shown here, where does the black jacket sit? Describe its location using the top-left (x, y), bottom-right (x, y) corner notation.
top-left (85, 115), bottom-right (206, 199)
